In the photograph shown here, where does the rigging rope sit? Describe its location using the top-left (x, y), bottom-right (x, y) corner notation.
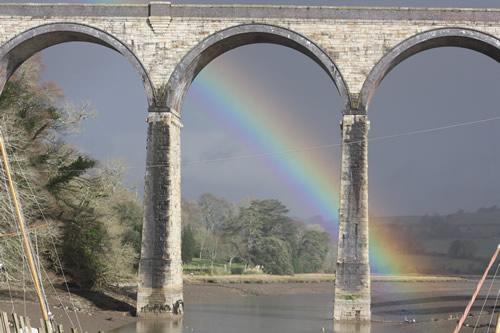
top-left (9, 137), bottom-right (83, 331)
top-left (0, 129), bottom-right (35, 319)
top-left (34, 229), bottom-right (52, 320)
top-left (473, 262), bottom-right (500, 332)
top-left (0, 151), bottom-right (29, 317)
top-left (39, 258), bottom-right (75, 328)
top-left (0, 129), bottom-right (78, 331)
top-left (486, 288), bottom-right (500, 333)
top-left (0, 163), bottom-right (16, 313)
top-left (181, 116), bottom-right (500, 167)
top-left (4, 114), bottom-right (500, 173)
top-left (22, 252), bottom-right (26, 318)
top-left (0, 249), bottom-right (15, 314)
top-left (9, 151), bottom-right (82, 329)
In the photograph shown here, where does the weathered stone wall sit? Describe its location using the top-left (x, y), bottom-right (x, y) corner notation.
top-left (157, 15), bottom-right (500, 106)
top-left (335, 115), bottom-right (370, 321)
top-left (138, 110), bottom-right (183, 318)
top-left (0, 3), bottom-right (498, 106)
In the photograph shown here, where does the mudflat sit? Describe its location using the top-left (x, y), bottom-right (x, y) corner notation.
top-left (0, 277), bottom-right (497, 332)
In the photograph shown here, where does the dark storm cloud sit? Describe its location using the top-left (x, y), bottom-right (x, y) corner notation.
top-left (369, 48), bottom-right (500, 216)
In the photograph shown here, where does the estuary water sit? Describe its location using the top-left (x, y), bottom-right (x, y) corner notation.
top-left (112, 280), bottom-right (499, 333)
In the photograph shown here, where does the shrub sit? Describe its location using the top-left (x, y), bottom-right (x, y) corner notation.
top-left (230, 266), bottom-right (245, 275)
top-left (448, 240), bottom-right (477, 259)
top-left (182, 226), bottom-right (198, 264)
top-left (251, 236), bottom-right (293, 275)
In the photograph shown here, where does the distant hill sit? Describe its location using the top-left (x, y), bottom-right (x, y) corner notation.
top-left (305, 206), bottom-right (500, 275)
top-left (372, 207), bottom-right (500, 246)
top-left (371, 215), bottom-right (421, 225)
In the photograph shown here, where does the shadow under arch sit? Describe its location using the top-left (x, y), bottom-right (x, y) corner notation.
top-left (359, 27), bottom-right (500, 112)
top-left (164, 23), bottom-right (351, 114)
top-left (0, 22), bottom-right (154, 106)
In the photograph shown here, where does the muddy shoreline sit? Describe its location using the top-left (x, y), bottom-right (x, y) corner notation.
top-left (0, 277), bottom-right (494, 332)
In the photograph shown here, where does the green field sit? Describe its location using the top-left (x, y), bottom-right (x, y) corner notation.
top-left (424, 238), bottom-right (499, 258)
top-left (183, 258), bottom-right (250, 276)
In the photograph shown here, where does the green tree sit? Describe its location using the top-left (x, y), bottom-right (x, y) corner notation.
top-left (182, 226), bottom-right (198, 264)
top-left (115, 200), bottom-right (143, 267)
top-left (198, 193), bottom-right (234, 232)
top-left (448, 240), bottom-right (477, 259)
top-left (295, 229), bottom-right (330, 273)
top-left (224, 199), bottom-right (298, 274)
top-left (0, 58), bottom-right (142, 288)
top-left (61, 203), bottom-right (108, 289)
top-left (252, 236), bottom-right (294, 275)
top-left (198, 193), bottom-right (234, 261)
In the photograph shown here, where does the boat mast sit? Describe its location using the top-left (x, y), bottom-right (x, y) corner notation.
top-left (0, 130), bottom-right (50, 321)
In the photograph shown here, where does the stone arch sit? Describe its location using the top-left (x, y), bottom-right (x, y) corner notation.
top-left (164, 23), bottom-right (351, 114)
top-left (359, 27), bottom-right (500, 112)
top-left (0, 22), bottom-right (154, 106)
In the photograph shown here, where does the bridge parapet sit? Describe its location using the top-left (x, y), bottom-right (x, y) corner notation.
top-left (0, 3), bottom-right (498, 107)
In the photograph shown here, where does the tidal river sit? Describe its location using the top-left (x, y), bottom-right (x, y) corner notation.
top-left (113, 279), bottom-right (499, 333)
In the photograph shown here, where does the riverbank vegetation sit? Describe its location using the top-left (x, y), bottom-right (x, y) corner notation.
top-left (0, 58), bottom-right (142, 289)
top-left (371, 210), bottom-right (500, 275)
top-left (181, 195), bottom-right (334, 276)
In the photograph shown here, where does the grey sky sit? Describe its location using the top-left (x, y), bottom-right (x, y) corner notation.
top-left (7, 0), bottom-right (500, 219)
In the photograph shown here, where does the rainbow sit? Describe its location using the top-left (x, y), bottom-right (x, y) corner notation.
top-left (185, 54), bottom-right (411, 275)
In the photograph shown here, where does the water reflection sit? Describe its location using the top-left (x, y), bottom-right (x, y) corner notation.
top-left (112, 288), bottom-right (471, 333)
top-left (119, 319), bottom-right (183, 333)
top-left (116, 319), bottom-right (372, 333)
top-left (333, 322), bottom-right (371, 333)
top-left (111, 280), bottom-right (488, 333)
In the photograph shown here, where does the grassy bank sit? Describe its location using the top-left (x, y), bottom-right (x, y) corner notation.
top-left (184, 273), bottom-right (465, 284)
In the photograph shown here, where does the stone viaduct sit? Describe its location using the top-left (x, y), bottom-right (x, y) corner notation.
top-left (0, 1), bottom-right (498, 322)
